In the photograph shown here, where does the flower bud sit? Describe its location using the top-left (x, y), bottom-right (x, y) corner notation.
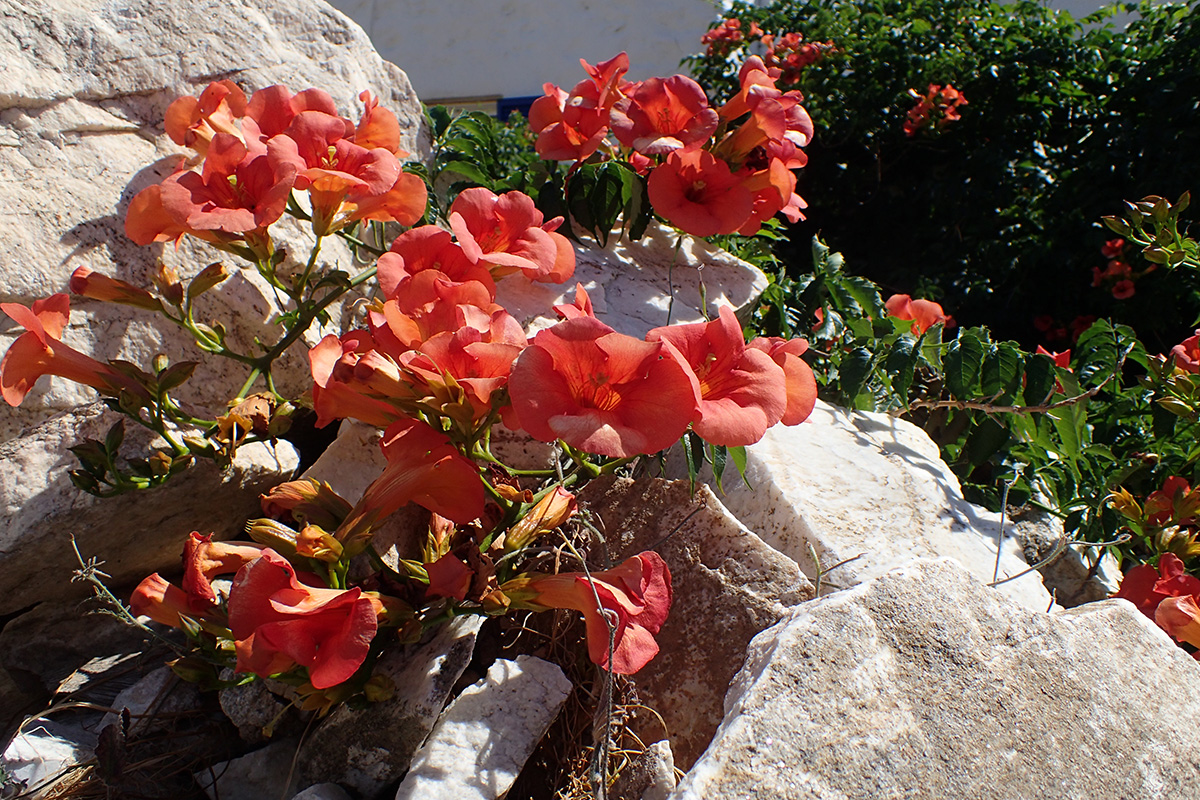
top-left (70, 266), bottom-right (163, 312)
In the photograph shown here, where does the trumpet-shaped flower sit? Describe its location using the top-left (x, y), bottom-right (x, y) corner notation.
top-left (244, 85), bottom-right (342, 141)
top-left (376, 227), bottom-right (495, 299)
top-left (308, 331), bottom-right (416, 428)
top-left (267, 111), bottom-right (401, 235)
top-left (448, 188), bottom-right (575, 283)
top-left (647, 150), bottom-right (754, 238)
top-left (1, 294), bottom-right (150, 407)
top-left (885, 294), bottom-right (955, 335)
top-left (508, 316), bottom-right (701, 457)
top-left (1156, 594), bottom-right (1200, 650)
top-left (1171, 330), bottom-right (1200, 374)
top-left (229, 549), bottom-right (382, 688)
top-left (159, 132), bottom-right (297, 237)
top-left (648, 306), bottom-right (786, 446)
top-left (611, 75), bottom-right (718, 155)
top-left (747, 335), bottom-right (818, 426)
top-left (336, 419), bottom-right (485, 552)
top-left (69, 266), bottom-right (163, 312)
top-left (1114, 553), bottom-right (1200, 618)
top-left (164, 80), bottom-right (247, 157)
top-left (503, 551), bottom-right (672, 674)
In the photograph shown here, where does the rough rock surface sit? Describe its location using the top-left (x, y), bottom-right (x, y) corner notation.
top-left (579, 476), bottom-right (814, 770)
top-left (1, 719), bottom-right (96, 798)
top-left (611, 739), bottom-right (677, 800)
top-left (672, 559), bottom-right (1200, 800)
top-left (196, 738), bottom-right (301, 800)
top-left (0, 402), bottom-right (298, 616)
top-left (1010, 504), bottom-right (1122, 607)
top-left (298, 616), bottom-right (483, 797)
top-left (705, 401), bottom-right (1052, 611)
top-left (394, 656), bottom-right (572, 800)
top-left (0, 0), bottom-right (426, 440)
top-left (495, 222), bottom-right (767, 339)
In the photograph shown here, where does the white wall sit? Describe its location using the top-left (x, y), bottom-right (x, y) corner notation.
top-left (326, 0), bottom-right (1170, 105)
top-left (327, 0), bottom-right (726, 102)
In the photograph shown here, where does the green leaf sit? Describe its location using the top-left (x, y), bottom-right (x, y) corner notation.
top-left (728, 445), bottom-right (750, 489)
top-left (711, 443), bottom-right (728, 493)
top-left (944, 330), bottom-right (986, 398)
top-left (105, 419), bottom-right (125, 454)
top-left (682, 431), bottom-right (703, 490)
top-left (839, 347), bottom-right (876, 403)
top-left (1024, 353), bottom-right (1057, 405)
top-left (980, 343), bottom-right (1023, 399)
top-left (884, 333), bottom-right (920, 400)
top-left (440, 160), bottom-right (491, 185)
top-left (156, 361), bottom-right (198, 393)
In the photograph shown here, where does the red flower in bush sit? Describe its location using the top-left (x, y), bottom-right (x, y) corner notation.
top-left (1144, 476), bottom-right (1199, 527)
top-left (504, 551), bottom-right (672, 674)
top-left (647, 150), bottom-right (754, 237)
top-left (648, 306), bottom-right (786, 446)
top-left (884, 294), bottom-right (954, 335)
top-left (1115, 553), bottom-right (1200, 623)
top-left (903, 84), bottom-right (967, 137)
top-left (229, 549), bottom-right (382, 689)
top-left (1170, 330), bottom-right (1200, 374)
top-left (508, 316), bottom-right (701, 457)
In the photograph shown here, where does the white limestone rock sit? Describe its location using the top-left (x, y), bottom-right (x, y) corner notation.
top-left (495, 222), bottom-right (768, 339)
top-left (672, 559), bottom-right (1200, 800)
top-left (1, 720), bottom-right (96, 798)
top-left (610, 739), bottom-right (677, 800)
top-left (0, 402), bottom-right (298, 616)
top-left (196, 739), bottom-right (300, 800)
top-left (291, 784), bottom-right (352, 800)
top-left (0, 0), bottom-right (426, 440)
top-left (299, 616), bottom-right (483, 798)
top-left (705, 400), bottom-right (1052, 611)
top-left (394, 655), bottom-right (572, 800)
top-left (579, 476), bottom-right (814, 770)
top-left (1010, 504), bottom-right (1122, 607)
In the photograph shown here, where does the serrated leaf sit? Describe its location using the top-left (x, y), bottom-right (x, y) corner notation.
top-left (839, 347), bottom-right (876, 402)
top-left (1024, 353), bottom-right (1057, 405)
top-left (884, 334), bottom-right (920, 400)
top-left (919, 326), bottom-right (943, 371)
top-left (944, 331), bottom-right (985, 398)
top-left (841, 276), bottom-right (886, 318)
top-left (981, 342), bottom-right (1023, 398)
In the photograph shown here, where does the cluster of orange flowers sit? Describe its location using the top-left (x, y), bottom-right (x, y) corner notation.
top-left (528, 52), bottom-right (813, 237)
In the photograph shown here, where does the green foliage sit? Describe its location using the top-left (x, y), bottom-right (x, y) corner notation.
top-left (766, 232), bottom-right (1200, 564)
top-left (420, 107), bottom-right (554, 221)
top-left (687, 0), bottom-right (1200, 350)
